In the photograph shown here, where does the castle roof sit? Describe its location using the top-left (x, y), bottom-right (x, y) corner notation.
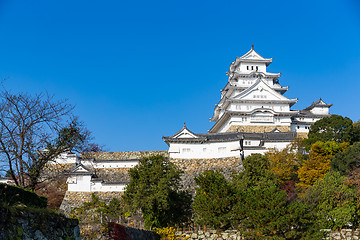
top-left (67, 162), bottom-right (93, 175)
top-left (227, 45), bottom-right (273, 75)
top-left (303, 98), bottom-right (333, 111)
top-left (163, 128), bottom-right (297, 145)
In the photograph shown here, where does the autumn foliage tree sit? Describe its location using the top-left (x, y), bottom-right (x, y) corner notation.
top-left (297, 141), bottom-right (348, 193)
top-left (266, 138), bottom-right (306, 182)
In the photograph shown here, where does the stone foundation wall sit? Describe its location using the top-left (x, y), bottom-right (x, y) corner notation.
top-left (171, 157), bottom-right (243, 194)
top-left (82, 150), bottom-right (168, 160)
top-left (60, 191), bottom-right (123, 216)
top-left (326, 229), bottom-right (360, 239)
top-left (174, 229), bottom-right (360, 240)
top-left (296, 132), bottom-right (308, 138)
top-left (60, 156), bottom-right (243, 216)
top-left (95, 168), bottom-right (131, 182)
top-left (176, 229), bottom-right (241, 239)
top-left (226, 125), bottom-right (291, 133)
top-left (0, 205), bottom-right (80, 240)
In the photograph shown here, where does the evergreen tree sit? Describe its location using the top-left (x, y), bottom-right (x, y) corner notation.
top-left (304, 115), bottom-right (360, 149)
top-left (193, 170), bottom-right (236, 230)
top-left (302, 171), bottom-right (359, 230)
top-left (331, 142), bottom-right (360, 175)
top-left (123, 155), bottom-right (191, 229)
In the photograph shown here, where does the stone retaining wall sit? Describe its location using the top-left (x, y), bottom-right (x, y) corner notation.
top-left (297, 132), bottom-right (308, 138)
top-left (82, 150), bottom-right (168, 160)
top-left (60, 191), bottom-right (123, 216)
top-left (171, 157), bottom-right (243, 194)
top-left (176, 229), bottom-right (241, 239)
top-left (95, 168), bottom-right (132, 182)
top-left (60, 155), bottom-right (244, 216)
top-left (325, 229), bottom-right (360, 240)
top-left (173, 229), bottom-right (360, 240)
top-left (0, 205), bottom-right (80, 240)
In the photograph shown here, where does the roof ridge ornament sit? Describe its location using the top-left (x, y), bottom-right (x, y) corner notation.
top-left (251, 44), bottom-right (254, 50)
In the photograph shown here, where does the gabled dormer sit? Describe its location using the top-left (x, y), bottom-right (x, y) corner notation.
top-left (171, 123), bottom-right (199, 139)
top-left (68, 162), bottom-right (93, 175)
top-left (163, 123), bottom-right (207, 143)
top-left (304, 98), bottom-right (332, 115)
top-left (229, 79), bottom-right (298, 110)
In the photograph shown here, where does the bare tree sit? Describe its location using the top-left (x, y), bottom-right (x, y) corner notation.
top-left (0, 88), bottom-right (98, 190)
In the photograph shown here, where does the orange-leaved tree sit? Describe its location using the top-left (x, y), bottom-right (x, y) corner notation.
top-left (266, 138), bottom-right (306, 182)
top-left (297, 141), bottom-right (349, 193)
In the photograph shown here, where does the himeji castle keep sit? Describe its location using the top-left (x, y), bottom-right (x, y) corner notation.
top-left (163, 45), bottom-right (332, 159)
top-left (50, 46), bottom-right (333, 195)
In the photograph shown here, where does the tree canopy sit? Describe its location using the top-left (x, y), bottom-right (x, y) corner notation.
top-left (297, 141), bottom-right (348, 193)
top-left (331, 142), bottom-right (360, 175)
top-left (302, 171), bottom-right (358, 230)
top-left (193, 170), bottom-right (236, 230)
top-left (266, 139), bottom-right (305, 182)
top-left (123, 155), bottom-right (191, 229)
top-left (304, 115), bottom-right (360, 149)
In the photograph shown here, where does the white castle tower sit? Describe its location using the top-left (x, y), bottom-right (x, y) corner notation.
top-left (163, 46), bottom-right (332, 159)
top-left (210, 45), bottom-right (298, 133)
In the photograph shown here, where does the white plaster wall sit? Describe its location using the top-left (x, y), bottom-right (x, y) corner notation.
top-left (67, 175), bottom-right (92, 192)
top-left (238, 62), bottom-right (267, 73)
top-left (51, 152), bottom-right (78, 164)
top-left (169, 141), bottom-right (242, 159)
top-left (291, 124), bottom-right (310, 133)
top-left (228, 103), bottom-right (290, 113)
top-left (311, 107), bottom-right (329, 115)
top-left (263, 141), bottom-right (291, 150)
top-left (168, 140), bottom-right (292, 159)
top-left (91, 183), bottom-right (126, 192)
top-left (243, 149), bottom-right (266, 157)
top-left (67, 176), bottom-right (126, 192)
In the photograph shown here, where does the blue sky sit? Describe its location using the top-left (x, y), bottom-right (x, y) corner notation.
top-left (0, 0), bottom-right (359, 151)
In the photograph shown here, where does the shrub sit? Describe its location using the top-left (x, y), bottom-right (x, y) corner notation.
top-left (0, 183), bottom-right (47, 208)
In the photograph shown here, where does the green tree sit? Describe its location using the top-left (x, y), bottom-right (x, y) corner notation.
top-left (231, 154), bottom-right (324, 239)
top-left (123, 155), bottom-right (191, 229)
top-left (193, 170), bottom-right (236, 230)
top-left (302, 171), bottom-right (358, 230)
top-left (232, 154), bottom-right (277, 189)
top-left (304, 115), bottom-right (360, 149)
top-left (331, 142), bottom-right (360, 175)
top-left (297, 141), bottom-right (348, 193)
top-left (232, 154), bottom-right (290, 238)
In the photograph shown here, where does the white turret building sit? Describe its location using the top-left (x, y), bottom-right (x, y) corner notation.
top-left (163, 46), bottom-right (332, 159)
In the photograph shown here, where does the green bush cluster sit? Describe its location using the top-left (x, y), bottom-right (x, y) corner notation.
top-left (0, 183), bottom-right (47, 208)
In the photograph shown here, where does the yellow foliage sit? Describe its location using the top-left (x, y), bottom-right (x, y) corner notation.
top-left (266, 148), bottom-right (298, 182)
top-left (266, 138), bottom-right (304, 182)
top-left (297, 141), bottom-right (348, 193)
top-left (154, 227), bottom-right (190, 240)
